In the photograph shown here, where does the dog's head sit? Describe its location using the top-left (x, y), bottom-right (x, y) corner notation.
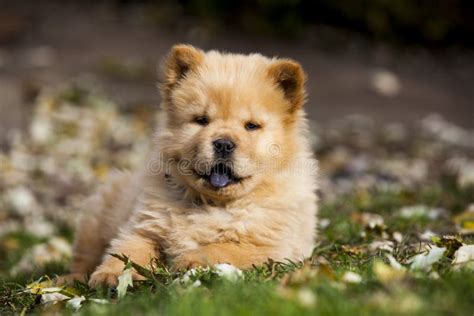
top-left (158, 44), bottom-right (307, 201)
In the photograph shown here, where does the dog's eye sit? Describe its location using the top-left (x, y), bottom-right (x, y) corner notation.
top-left (245, 122), bottom-right (261, 131)
top-left (194, 116), bottom-right (209, 126)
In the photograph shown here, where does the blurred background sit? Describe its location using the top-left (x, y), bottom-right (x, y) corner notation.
top-left (0, 0), bottom-right (473, 142)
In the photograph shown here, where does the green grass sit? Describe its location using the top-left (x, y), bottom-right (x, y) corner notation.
top-left (1, 180), bottom-right (473, 315)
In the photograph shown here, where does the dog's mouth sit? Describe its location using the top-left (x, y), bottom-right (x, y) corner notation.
top-left (195, 162), bottom-right (242, 189)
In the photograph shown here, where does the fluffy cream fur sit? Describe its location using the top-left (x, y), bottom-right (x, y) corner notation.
top-left (59, 45), bottom-right (318, 287)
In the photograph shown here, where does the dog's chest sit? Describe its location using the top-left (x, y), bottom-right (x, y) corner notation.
top-left (167, 206), bottom-right (259, 249)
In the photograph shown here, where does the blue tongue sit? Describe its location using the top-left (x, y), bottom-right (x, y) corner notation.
top-left (210, 171), bottom-right (230, 188)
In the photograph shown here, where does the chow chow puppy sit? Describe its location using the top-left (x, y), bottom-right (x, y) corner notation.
top-left (60, 44), bottom-right (318, 287)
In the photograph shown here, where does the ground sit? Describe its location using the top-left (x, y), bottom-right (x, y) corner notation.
top-left (0, 85), bottom-right (473, 315)
top-left (1, 1), bottom-right (474, 148)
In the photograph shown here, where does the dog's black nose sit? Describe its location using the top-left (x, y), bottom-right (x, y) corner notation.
top-left (213, 138), bottom-right (236, 156)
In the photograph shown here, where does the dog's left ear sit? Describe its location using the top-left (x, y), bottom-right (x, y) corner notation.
top-left (267, 59), bottom-right (307, 112)
top-left (163, 44), bottom-right (204, 91)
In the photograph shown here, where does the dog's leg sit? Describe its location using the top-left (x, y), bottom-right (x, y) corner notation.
top-left (55, 214), bottom-right (107, 285)
top-left (88, 232), bottom-right (157, 287)
top-left (173, 243), bottom-right (276, 270)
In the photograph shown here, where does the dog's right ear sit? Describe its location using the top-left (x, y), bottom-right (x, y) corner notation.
top-left (162, 44), bottom-right (204, 92)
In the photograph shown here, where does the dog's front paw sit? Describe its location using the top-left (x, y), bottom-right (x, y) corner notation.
top-left (55, 273), bottom-right (87, 286)
top-left (89, 270), bottom-right (121, 288)
top-left (89, 265), bottom-right (146, 288)
top-left (172, 252), bottom-right (210, 271)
